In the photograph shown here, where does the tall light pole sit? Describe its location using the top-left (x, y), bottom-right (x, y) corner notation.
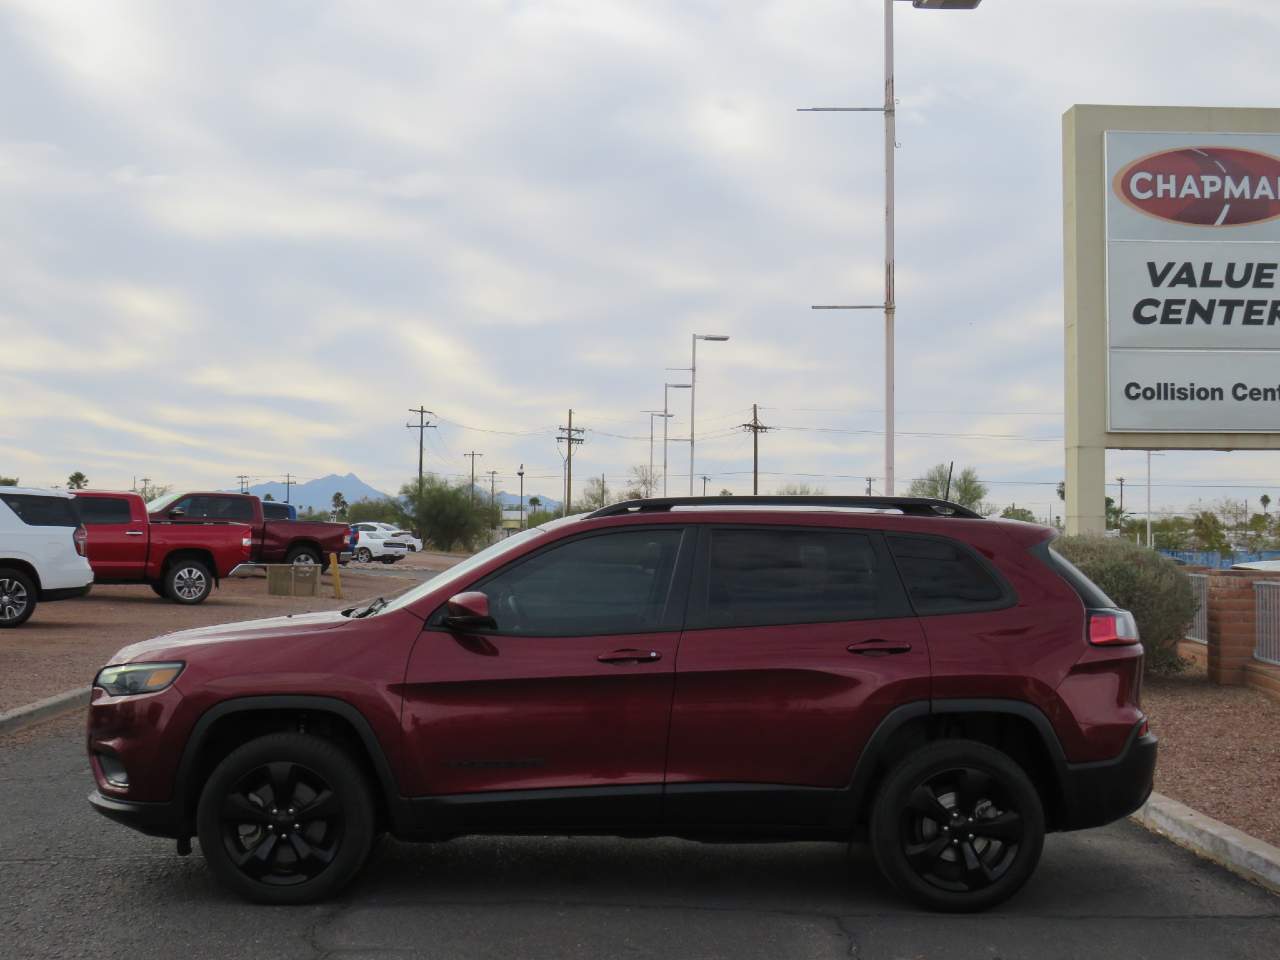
top-left (664, 382), bottom-right (691, 497)
top-left (689, 333), bottom-right (730, 495)
top-left (643, 410), bottom-right (672, 498)
top-left (518, 464), bottom-right (525, 529)
top-left (1145, 452), bottom-right (1165, 548)
top-left (803, 0), bottom-right (984, 496)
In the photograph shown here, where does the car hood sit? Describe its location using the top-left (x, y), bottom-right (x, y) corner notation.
top-left (109, 609), bottom-right (351, 664)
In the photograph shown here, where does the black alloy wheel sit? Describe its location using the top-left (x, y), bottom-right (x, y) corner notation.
top-left (870, 739), bottom-right (1044, 912)
top-left (197, 733), bottom-right (375, 904)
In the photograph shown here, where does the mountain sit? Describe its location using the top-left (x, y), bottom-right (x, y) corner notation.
top-left (242, 473), bottom-right (392, 512)
top-left (494, 490), bottom-right (562, 512)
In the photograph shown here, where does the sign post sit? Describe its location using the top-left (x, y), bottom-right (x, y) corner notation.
top-left (1064, 105), bottom-right (1280, 535)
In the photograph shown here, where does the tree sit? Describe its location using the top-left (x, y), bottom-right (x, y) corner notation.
top-left (908, 464), bottom-right (989, 512)
top-left (774, 483), bottom-right (825, 496)
top-left (400, 476), bottom-right (492, 551)
top-left (1191, 510), bottom-right (1230, 554)
top-left (580, 476), bottom-right (615, 511)
top-left (1, 476), bottom-right (19, 486)
top-left (1105, 496), bottom-right (1127, 531)
top-left (719, 488), bottom-right (733, 497)
top-left (525, 508), bottom-right (556, 528)
top-left (263, 493), bottom-right (275, 501)
top-left (623, 465), bottom-right (659, 500)
top-left (67, 471), bottom-right (88, 490)
top-left (1262, 494), bottom-right (1272, 515)
top-left (330, 491), bottom-right (348, 519)
top-left (1000, 505), bottom-right (1037, 523)
top-left (347, 497), bottom-right (407, 526)
top-left (528, 496), bottom-right (542, 512)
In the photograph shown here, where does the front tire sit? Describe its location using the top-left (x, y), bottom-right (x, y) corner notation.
top-left (869, 739), bottom-right (1045, 913)
top-left (165, 559), bottom-right (213, 604)
top-left (196, 732), bottom-right (376, 905)
top-left (0, 568), bottom-right (36, 628)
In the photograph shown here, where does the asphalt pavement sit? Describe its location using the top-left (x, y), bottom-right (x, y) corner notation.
top-left (3, 715), bottom-right (1278, 960)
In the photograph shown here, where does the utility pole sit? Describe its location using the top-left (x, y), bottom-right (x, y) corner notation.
top-left (464, 452), bottom-right (483, 505)
top-left (701, 475), bottom-right (711, 496)
top-left (740, 403), bottom-right (770, 495)
top-left (556, 411), bottom-right (584, 513)
top-left (405, 407), bottom-right (436, 497)
top-left (486, 469), bottom-right (499, 509)
top-left (866, 477), bottom-right (875, 496)
top-left (284, 473), bottom-right (294, 504)
top-left (139, 477), bottom-right (152, 500)
top-left (1117, 477), bottom-right (1126, 515)
top-left (235, 474), bottom-right (249, 494)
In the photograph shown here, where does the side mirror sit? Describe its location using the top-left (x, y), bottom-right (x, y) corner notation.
top-left (168, 509), bottom-right (186, 519)
top-left (444, 591), bottom-right (496, 632)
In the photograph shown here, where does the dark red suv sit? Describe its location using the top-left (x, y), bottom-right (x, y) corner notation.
top-left (87, 496), bottom-right (1155, 911)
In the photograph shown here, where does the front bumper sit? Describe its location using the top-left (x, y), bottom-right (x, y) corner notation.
top-left (88, 790), bottom-right (182, 839)
top-left (1057, 726), bottom-right (1158, 830)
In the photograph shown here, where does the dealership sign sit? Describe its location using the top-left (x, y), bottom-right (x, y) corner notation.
top-left (1106, 131), bottom-right (1280, 431)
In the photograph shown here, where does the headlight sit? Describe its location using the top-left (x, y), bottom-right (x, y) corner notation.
top-left (94, 662), bottom-right (184, 696)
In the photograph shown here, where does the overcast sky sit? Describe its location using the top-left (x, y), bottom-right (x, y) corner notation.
top-left (1, 0), bottom-right (1277, 517)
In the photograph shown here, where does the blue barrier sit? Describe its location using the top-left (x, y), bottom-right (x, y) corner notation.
top-left (1161, 550), bottom-right (1280, 569)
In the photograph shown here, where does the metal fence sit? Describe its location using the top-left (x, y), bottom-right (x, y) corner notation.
top-left (1256, 581), bottom-right (1280, 666)
top-left (1186, 573), bottom-right (1209, 645)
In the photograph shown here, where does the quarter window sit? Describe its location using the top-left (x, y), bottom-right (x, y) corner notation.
top-left (0, 494), bottom-right (78, 527)
top-left (887, 535), bottom-right (1008, 614)
top-left (703, 528), bottom-right (884, 628)
top-left (77, 497), bottom-right (133, 525)
top-left (476, 529), bottom-right (684, 637)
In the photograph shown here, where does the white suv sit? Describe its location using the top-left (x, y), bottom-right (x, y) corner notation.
top-left (0, 487), bottom-right (94, 627)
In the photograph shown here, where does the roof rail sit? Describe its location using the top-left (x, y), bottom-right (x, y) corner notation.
top-left (586, 495), bottom-right (982, 520)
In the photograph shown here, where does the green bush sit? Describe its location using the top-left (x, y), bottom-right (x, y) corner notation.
top-left (1053, 536), bottom-right (1196, 675)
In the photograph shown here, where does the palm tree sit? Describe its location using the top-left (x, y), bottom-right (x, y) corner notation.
top-left (67, 471), bottom-right (88, 490)
top-left (1262, 494), bottom-right (1271, 515)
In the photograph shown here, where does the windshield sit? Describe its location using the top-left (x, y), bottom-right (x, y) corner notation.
top-left (145, 492), bottom-right (182, 514)
top-left (378, 527), bottom-right (548, 615)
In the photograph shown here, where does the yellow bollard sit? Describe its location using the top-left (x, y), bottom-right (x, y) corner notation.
top-left (329, 552), bottom-right (343, 600)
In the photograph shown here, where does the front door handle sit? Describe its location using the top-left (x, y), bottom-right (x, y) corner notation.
top-left (124, 530), bottom-right (145, 536)
top-left (847, 639), bottom-right (912, 655)
top-left (597, 649), bottom-right (662, 665)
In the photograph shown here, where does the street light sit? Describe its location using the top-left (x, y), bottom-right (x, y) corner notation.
top-left (664, 383), bottom-right (691, 497)
top-left (803, 0), bottom-right (983, 495)
top-left (517, 464), bottom-right (525, 529)
top-left (642, 410), bottom-right (673, 499)
top-left (690, 334), bottom-right (730, 496)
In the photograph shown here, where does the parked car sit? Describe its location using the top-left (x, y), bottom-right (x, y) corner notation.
top-left (1232, 559), bottom-right (1280, 572)
top-left (74, 491), bottom-right (253, 604)
top-left (349, 523), bottom-right (410, 563)
top-left (0, 487), bottom-right (92, 627)
top-left (146, 492), bottom-right (349, 566)
top-left (366, 522), bottom-right (423, 552)
top-left (87, 495), bottom-right (1155, 911)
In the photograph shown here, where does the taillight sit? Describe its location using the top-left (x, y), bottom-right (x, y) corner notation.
top-left (73, 524), bottom-right (88, 557)
top-left (242, 536), bottom-right (252, 550)
top-left (1089, 609), bottom-right (1140, 646)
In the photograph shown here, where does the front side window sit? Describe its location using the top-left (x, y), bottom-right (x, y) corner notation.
top-left (887, 535), bottom-right (1009, 614)
top-left (702, 528), bottom-right (885, 628)
top-left (77, 497), bottom-right (133, 525)
top-left (475, 529), bottom-right (684, 637)
top-left (0, 494), bottom-right (79, 527)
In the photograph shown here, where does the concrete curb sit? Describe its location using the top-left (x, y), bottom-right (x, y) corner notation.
top-left (1133, 791), bottom-right (1280, 894)
top-left (0, 687), bottom-right (89, 738)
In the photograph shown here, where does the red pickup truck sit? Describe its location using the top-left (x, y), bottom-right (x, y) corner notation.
top-left (146, 491), bottom-right (350, 567)
top-left (75, 491), bottom-right (253, 604)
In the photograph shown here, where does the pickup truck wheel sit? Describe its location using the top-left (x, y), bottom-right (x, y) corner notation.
top-left (0, 568), bottom-right (36, 628)
top-left (165, 559), bottom-right (213, 604)
top-left (869, 739), bottom-right (1044, 913)
top-left (149, 582), bottom-right (166, 598)
top-left (196, 732), bottom-right (376, 905)
top-left (286, 546), bottom-right (321, 566)
top-left (355, 548), bottom-right (373, 563)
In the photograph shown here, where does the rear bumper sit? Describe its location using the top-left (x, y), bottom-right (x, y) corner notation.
top-left (88, 791), bottom-right (182, 839)
top-left (1057, 726), bottom-right (1158, 831)
top-left (42, 583), bottom-right (92, 602)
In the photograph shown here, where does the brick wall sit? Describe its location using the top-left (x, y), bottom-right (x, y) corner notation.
top-left (1205, 569), bottom-right (1280, 685)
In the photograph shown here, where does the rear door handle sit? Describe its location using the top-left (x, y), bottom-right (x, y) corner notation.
top-left (846, 639), bottom-right (912, 655)
top-left (597, 649), bottom-right (662, 665)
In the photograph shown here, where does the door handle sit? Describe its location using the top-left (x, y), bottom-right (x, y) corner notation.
top-left (846, 639), bottom-right (912, 655)
top-left (124, 531), bottom-right (144, 536)
top-left (597, 649), bottom-right (662, 665)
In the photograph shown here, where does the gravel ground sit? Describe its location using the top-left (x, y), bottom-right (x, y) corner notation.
top-left (1144, 661), bottom-right (1280, 848)
top-left (0, 558), bottom-right (447, 713)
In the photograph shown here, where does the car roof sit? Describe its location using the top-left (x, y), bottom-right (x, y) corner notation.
top-left (0, 486), bottom-right (75, 499)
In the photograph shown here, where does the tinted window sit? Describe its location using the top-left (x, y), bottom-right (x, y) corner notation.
top-left (1, 494), bottom-right (79, 527)
top-left (77, 497), bottom-right (133, 525)
top-left (887, 535), bottom-right (1007, 614)
top-left (704, 528), bottom-right (883, 628)
top-left (208, 497), bottom-right (255, 522)
top-left (261, 501), bottom-right (292, 520)
top-left (167, 496), bottom-right (203, 517)
top-left (478, 529), bottom-right (683, 636)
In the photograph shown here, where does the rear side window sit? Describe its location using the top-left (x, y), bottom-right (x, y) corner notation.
top-left (702, 528), bottom-right (889, 628)
top-left (77, 497), bottom-right (133, 525)
top-left (0, 494), bottom-right (79, 527)
top-left (1045, 544), bottom-right (1116, 608)
top-left (209, 497), bottom-right (255, 521)
top-left (887, 535), bottom-right (1010, 614)
top-left (261, 502), bottom-right (292, 520)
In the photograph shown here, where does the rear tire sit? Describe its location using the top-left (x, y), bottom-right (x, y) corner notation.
top-left (196, 732), bottom-right (376, 905)
top-left (869, 739), bottom-right (1044, 913)
top-left (356, 548), bottom-right (372, 563)
top-left (165, 559), bottom-right (213, 604)
top-left (286, 546), bottom-right (321, 566)
top-left (0, 568), bottom-right (37, 628)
